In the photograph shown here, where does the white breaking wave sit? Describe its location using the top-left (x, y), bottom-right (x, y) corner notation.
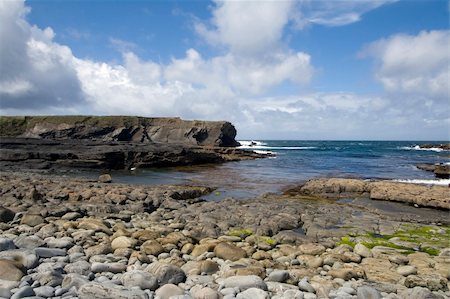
top-left (238, 140), bottom-right (267, 147)
top-left (253, 150), bottom-right (274, 155)
top-left (237, 141), bottom-right (316, 151)
top-left (400, 145), bottom-right (446, 152)
top-left (394, 179), bottom-right (450, 186)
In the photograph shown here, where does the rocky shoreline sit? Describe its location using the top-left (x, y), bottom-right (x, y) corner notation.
top-left (0, 172), bottom-right (449, 299)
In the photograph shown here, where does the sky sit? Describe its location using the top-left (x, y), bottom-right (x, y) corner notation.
top-left (0, 0), bottom-right (449, 140)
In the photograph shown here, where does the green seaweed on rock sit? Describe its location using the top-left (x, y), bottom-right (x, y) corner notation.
top-left (338, 224), bottom-right (449, 256)
top-left (227, 228), bottom-right (253, 238)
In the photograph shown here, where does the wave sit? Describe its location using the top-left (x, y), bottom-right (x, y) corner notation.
top-left (238, 141), bottom-right (317, 151)
top-left (238, 140), bottom-right (267, 147)
top-left (394, 179), bottom-right (450, 186)
top-left (399, 145), bottom-right (445, 152)
top-left (253, 150), bottom-right (274, 155)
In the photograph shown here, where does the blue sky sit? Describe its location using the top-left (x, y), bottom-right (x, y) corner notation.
top-left (0, 0), bottom-right (449, 140)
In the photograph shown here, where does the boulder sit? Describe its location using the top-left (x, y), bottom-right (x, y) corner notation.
top-left (0, 259), bottom-right (24, 281)
top-left (214, 242), bottom-right (247, 261)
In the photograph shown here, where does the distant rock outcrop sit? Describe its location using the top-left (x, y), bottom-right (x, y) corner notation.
top-left (284, 178), bottom-right (449, 210)
top-left (0, 116), bottom-right (239, 147)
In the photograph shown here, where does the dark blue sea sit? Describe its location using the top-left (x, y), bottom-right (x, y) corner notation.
top-left (104, 140), bottom-right (449, 200)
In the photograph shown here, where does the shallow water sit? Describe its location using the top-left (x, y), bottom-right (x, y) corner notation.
top-left (77, 140), bottom-right (449, 200)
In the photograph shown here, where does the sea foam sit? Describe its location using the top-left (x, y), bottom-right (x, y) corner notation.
top-left (400, 145), bottom-right (446, 152)
top-left (394, 179), bottom-right (450, 186)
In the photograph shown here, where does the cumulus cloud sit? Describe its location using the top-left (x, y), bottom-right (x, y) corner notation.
top-left (362, 30), bottom-right (450, 99)
top-left (0, 0), bottom-right (84, 110)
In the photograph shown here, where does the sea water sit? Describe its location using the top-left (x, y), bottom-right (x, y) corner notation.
top-left (110, 140), bottom-right (449, 200)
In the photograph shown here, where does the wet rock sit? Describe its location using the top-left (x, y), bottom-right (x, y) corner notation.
top-left (10, 286), bottom-right (34, 299)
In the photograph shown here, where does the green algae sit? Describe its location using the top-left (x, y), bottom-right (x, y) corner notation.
top-left (228, 228), bottom-right (253, 238)
top-left (338, 224), bottom-right (449, 256)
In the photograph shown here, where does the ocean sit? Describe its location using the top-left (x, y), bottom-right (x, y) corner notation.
top-left (106, 140), bottom-right (449, 200)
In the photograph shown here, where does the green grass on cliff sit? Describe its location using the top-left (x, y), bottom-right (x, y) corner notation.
top-left (338, 224), bottom-right (450, 256)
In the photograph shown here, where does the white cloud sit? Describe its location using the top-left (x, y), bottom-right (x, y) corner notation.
top-left (294, 0), bottom-right (397, 28)
top-left (0, 0), bottom-right (84, 110)
top-left (362, 30), bottom-right (450, 99)
top-left (195, 0), bottom-right (294, 55)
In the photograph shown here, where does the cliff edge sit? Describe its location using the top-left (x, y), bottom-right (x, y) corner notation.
top-left (0, 116), bottom-right (239, 147)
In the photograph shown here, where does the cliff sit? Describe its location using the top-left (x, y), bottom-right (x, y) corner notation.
top-left (0, 116), bottom-right (239, 147)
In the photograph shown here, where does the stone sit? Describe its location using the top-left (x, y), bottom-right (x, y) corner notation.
top-left (298, 278), bottom-right (315, 293)
top-left (0, 250), bottom-right (38, 269)
top-left (64, 260), bottom-right (91, 275)
top-left (155, 284), bottom-right (185, 299)
top-left (267, 270), bottom-right (290, 283)
top-left (14, 236), bottom-right (45, 249)
top-left (361, 258), bottom-right (403, 284)
top-left (33, 285), bottom-right (55, 297)
top-left (62, 273), bottom-right (90, 289)
top-left (398, 286), bottom-right (443, 299)
top-left (20, 214), bottom-right (44, 227)
top-left (111, 236), bottom-right (137, 250)
top-left (34, 247), bottom-right (67, 258)
top-left (78, 282), bottom-right (147, 299)
top-left (190, 286), bottom-right (220, 299)
top-left (141, 240), bottom-right (164, 256)
top-left (85, 242), bottom-right (112, 257)
top-left (299, 243), bottom-right (325, 255)
top-left (120, 270), bottom-right (158, 290)
top-left (397, 265), bottom-right (417, 276)
top-left (214, 242), bottom-right (247, 261)
top-left (221, 275), bottom-right (268, 291)
top-left (10, 286), bottom-right (34, 299)
top-left (0, 288), bottom-right (12, 298)
top-left (91, 262), bottom-right (127, 273)
top-left (45, 237), bottom-right (74, 248)
top-left (145, 262), bottom-right (186, 285)
top-left (36, 270), bottom-right (63, 287)
top-left (77, 219), bottom-right (112, 234)
top-left (354, 243), bottom-right (372, 258)
top-left (0, 238), bottom-right (15, 251)
top-left (236, 287), bottom-right (269, 299)
top-left (99, 174), bottom-right (112, 183)
top-left (356, 286), bottom-right (381, 299)
top-left (191, 243), bottom-right (216, 257)
top-left (0, 206), bottom-right (15, 223)
top-left (0, 259), bottom-right (24, 281)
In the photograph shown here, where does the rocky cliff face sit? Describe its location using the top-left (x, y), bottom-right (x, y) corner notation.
top-left (0, 116), bottom-right (239, 147)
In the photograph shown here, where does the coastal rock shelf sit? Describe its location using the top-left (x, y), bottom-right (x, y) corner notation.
top-left (0, 173), bottom-right (449, 299)
top-left (0, 138), bottom-right (264, 171)
top-left (285, 178), bottom-right (450, 210)
top-left (0, 116), bottom-right (239, 147)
